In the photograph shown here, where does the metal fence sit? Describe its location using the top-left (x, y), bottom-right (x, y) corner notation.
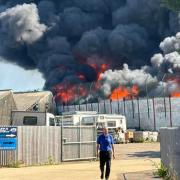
top-left (0, 126), bottom-right (96, 166)
top-left (58, 97), bottom-right (180, 131)
top-left (160, 127), bottom-right (180, 179)
top-left (61, 125), bottom-right (97, 161)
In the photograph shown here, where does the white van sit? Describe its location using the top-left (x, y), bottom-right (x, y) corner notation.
top-left (11, 111), bottom-right (56, 126)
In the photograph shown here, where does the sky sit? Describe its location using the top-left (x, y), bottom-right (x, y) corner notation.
top-left (0, 61), bottom-right (45, 92)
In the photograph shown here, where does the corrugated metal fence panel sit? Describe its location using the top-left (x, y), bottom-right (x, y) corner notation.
top-left (1, 126), bottom-right (96, 166)
top-left (60, 97), bottom-right (180, 131)
top-left (0, 126), bottom-right (62, 166)
top-left (0, 125), bottom-right (18, 166)
top-left (20, 126), bottom-right (61, 165)
top-left (62, 126), bottom-right (96, 161)
top-left (0, 150), bottom-right (17, 166)
top-left (81, 127), bottom-right (96, 158)
top-left (160, 127), bottom-right (180, 178)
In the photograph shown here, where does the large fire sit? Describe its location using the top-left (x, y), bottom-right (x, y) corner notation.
top-left (53, 62), bottom-right (109, 104)
top-left (53, 62), bottom-right (140, 104)
top-left (110, 85), bottom-right (139, 100)
top-left (165, 76), bottom-right (180, 98)
top-left (54, 84), bottom-right (88, 103)
top-left (171, 92), bottom-right (180, 97)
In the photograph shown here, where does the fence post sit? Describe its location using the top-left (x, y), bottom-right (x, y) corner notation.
top-left (89, 82), bottom-right (93, 111)
top-left (79, 118), bottom-right (81, 159)
top-left (169, 96), bottom-right (173, 127)
top-left (85, 101), bottom-right (88, 111)
top-left (97, 99), bottom-right (99, 113)
top-left (77, 84), bottom-right (80, 111)
top-left (152, 98), bottom-right (156, 131)
top-left (131, 96), bottom-right (135, 119)
top-left (137, 97), bottom-right (141, 130)
top-left (61, 119), bottom-right (63, 162)
top-left (110, 100), bottom-right (112, 114)
top-left (90, 102), bottom-right (93, 111)
top-left (146, 97), bottom-right (150, 118)
top-left (104, 100), bottom-right (106, 114)
top-left (123, 98), bottom-right (126, 115)
top-left (117, 100), bottom-right (120, 114)
top-left (163, 96), bottom-right (167, 118)
top-left (162, 73), bottom-right (167, 118)
top-left (145, 75), bottom-right (150, 118)
top-left (94, 125), bottom-right (97, 157)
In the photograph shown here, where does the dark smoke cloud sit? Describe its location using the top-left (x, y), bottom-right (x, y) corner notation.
top-left (0, 0), bottom-right (180, 101)
top-left (101, 31), bottom-right (180, 98)
top-left (0, 3), bottom-right (46, 68)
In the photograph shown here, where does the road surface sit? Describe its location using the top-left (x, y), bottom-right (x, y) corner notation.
top-left (0, 143), bottom-right (160, 180)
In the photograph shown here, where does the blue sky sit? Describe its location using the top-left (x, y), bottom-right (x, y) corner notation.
top-left (0, 61), bottom-right (45, 91)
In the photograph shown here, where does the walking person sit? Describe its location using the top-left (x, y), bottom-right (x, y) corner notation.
top-left (97, 127), bottom-right (115, 180)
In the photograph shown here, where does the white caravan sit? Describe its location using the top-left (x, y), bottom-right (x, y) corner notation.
top-left (96, 114), bottom-right (126, 132)
top-left (56, 111), bottom-right (127, 132)
top-left (55, 111), bottom-right (97, 126)
top-left (11, 111), bottom-right (56, 126)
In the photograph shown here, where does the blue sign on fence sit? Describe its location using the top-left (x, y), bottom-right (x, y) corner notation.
top-left (0, 138), bottom-right (17, 150)
top-left (0, 127), bottom-right (17, 150)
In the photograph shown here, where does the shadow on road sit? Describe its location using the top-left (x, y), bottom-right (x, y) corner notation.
top-left (127, 151), bottom-right (160, 158)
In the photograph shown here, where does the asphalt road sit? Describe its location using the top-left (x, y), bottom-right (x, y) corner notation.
top-left (0, 143), bottom-right (160, 180)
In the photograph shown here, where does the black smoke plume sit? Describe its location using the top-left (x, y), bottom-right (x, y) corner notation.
top-left (0, 0), bottom-right (180, 103)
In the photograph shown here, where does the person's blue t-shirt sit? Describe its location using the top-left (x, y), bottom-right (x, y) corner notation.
top-left (97, 134), bottom-right (114, 151)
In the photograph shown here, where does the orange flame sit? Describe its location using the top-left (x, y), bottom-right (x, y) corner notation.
top-left (165, 76), bottom-right (180, 98)
top-left (98, 64), bottom-right (108, 80)
top-left (54, 84), bottom-right (88, 103)
top-left (110, 85), bottom-right (139, 100)
top-left (89, 63), bottom-right (108, 81)
top-left (171, 92), bottom-right (180, 97)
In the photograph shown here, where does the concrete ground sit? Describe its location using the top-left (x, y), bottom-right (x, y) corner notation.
top-left (0, 143), bottom-right (161, 180)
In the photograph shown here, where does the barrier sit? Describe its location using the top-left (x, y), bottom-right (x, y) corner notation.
top-left (160, 127), bottom-right (180, 178)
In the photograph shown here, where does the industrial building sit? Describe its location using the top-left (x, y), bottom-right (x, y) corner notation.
top-left (13, 91), bottom-right (55, 113)
top-left (0, 90), bottom-right (55, 125)
top-left (0, 90), bottom-right (17, 125)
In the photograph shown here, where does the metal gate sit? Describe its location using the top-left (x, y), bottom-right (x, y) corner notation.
top-left (61, 125), bottom-right (97, 161)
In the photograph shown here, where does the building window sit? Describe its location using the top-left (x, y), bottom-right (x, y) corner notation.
top-left (107, 121), bottom-right (116, 127)
top-left (97, 122), bottom-right (105, 129)
top-left (23, 116), bottom-right (37, 125)
top-left (49, 118), bottom-right (55, 126)
top-left (81, 117), bottom-right (96, 125)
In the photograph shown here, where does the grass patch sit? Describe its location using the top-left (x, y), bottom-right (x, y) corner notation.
top-left (153, 161), bottom-right (178, 180)
top-left (153, 161), bottom-right (169, 179)
top-left (7, 160), bottom-right (24, 168)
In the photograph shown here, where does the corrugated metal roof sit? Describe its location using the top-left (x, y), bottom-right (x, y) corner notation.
top-left (13, 91), bottom-right (52, 111)
top-left (0, 90), bottom-right (11, 99)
